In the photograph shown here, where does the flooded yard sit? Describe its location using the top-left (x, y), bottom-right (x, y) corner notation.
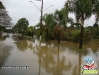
top-left (0, 34), bottom-right (99, 75)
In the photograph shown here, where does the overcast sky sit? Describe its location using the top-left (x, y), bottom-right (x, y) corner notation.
top-left (1, 0), bottom-right (96, 27)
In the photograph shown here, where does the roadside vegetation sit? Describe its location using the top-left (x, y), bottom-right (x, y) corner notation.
top-left (12, 0), bottom-right (99, 44)
top-left (1, 0), bottom-right (99, 51)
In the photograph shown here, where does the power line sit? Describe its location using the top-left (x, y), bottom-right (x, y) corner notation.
top-left (5, 3), bottom-right (64, 15)
top-left (5, 5), bottom-right (35, 9)
top-left (30, 17), bottom-right (40, 23)
top-left (30, 1), bottom-right (41, 12)
top-left (29, 5), bottom-right (64, 24)
top-left (6, 5), bottom-right (64, 25)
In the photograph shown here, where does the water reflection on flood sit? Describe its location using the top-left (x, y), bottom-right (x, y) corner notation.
top-left (35, 42), bottom-right (73, 75)
top-left (0, 35), bottom-right (99, 75)
top-left (0, 42), bottom-right (12, 68)
top-left (35, 40), bottom-right (99, 75)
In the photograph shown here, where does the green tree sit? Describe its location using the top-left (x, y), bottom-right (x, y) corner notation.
top-left (53, 8), bottom-right (74, 44)
top-left (93, 23), bottom-right (98, 27)
top-left (0, 2), bottom-right (12, 30)
top-left (73, 23), bottom-right (81, 29)
top-left (27, 26), bottom-right (34, 38)
top-left (54, 8), bottom-right (74, 30)
top-left (0, 26), bottom-right (6, 32)
top-left (43, 13), bottom-right (56, 39)
top-left (65, 0), bottom-right (99, 49)
top-left (34, 23), bottom-right (40, 37)
top-left (14, 18), bottom-right (29, 35)
top-left (54, 9), bottom-right (63, 24)
top-left (93, 28), bottom-right (99, 39)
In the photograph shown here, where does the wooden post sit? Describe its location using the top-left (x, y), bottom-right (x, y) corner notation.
top-left (40, 0), bottom-right (43, 36)
top-left (46, 27), bottom-right (48, 41)
top-left (58, 28), bottom-right (60, 44)
top-left (79, 16), bottom-right (84, 49)
top-left (0, 33), bottom-right (1, 37)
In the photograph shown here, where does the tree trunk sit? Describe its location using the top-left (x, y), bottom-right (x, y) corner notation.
top-left (40, 0), bottom-right (43, 36)
top-left (22, 33), bottom-right (23, 38)
top-left (0, 32), bottom-right (2, 38)
top-left (79, 16), bottom-right (84, 49)
top-left (54, 34), bottom-right (55, 40)
top-left (46, 28), bottom-right (48, 41)
top-left (58, 30), bottom-right (60, 44)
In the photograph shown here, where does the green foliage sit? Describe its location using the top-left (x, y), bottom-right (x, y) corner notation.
top-left (64, 29), bottom-right (80, 42)
top-left (0, 2), bottom-right (12, 28)
top-left (93, 23), bottom-right (98, 27)
top-left (0, 26), bottom-right (6, 32)
top-left (33, 0), bottom-right (99, 45)
top-left (84, 27), bottom-right (99, 40)
top-left (28, 26), bottom-right (34, 33)
top-left (5, 29), bottom-right (12, 33)
top-left (0, 2), bottom-right (5, 9)
top-left (61, 29), bottom-right (91, 43)
top-left (87, 26), bottom-right (93, 29)
top-left (35, 29), bottom-right (40, 37)
top-left (73, 23), bottom-right (81, 29)
top-left (42, 27), bottom-right (46, 39)
top-left (54, 9), bottom-right (63, 23)
top-left (54, 8), bottom-right (73, 30)
top-left (43, 13), bottom-right (56, 39)
top-left (42, 8), bottom-right (74, 40)
top-left (60, 31), bottom-right (67, 41)
top-left (65, 0), bottom-right (99, 23)
top-left (83, 30), bottom-right (91, 43)
top-left (27, 26), bottom-right (34, 37)
top-left (34, 23), bottom-right (40, 37)
top-left (92, 28), bottom-right (99, 39)
top-left (12, 18), bottom-right (29, 35)
top-left (65, 0), bottom-right (99, 49)
top-left (70, 30), bottom-right (80, 43)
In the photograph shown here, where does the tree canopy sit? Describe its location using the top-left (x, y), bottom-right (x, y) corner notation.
top-left (0, 1), bottom-right (12, 29)
top-left (65, 0), bottom-right (99, 49)
top-left (13, 18), bottom-right (29, 34)
top-left (93, 23), bottom-right (98, 27)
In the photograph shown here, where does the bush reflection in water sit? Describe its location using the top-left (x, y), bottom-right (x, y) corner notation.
top-left (0, 43), bottom-right (12, 67)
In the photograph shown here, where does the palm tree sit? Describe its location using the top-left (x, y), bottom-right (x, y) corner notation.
top-left (28, 26), bottom-right (34, 38)
top-left (54, 8), bottom-right (74, 44)
top-left (65, 0), bottom-right (99, 49)
top-left (93, 0), bottom-right (99, 23)
top-left (43, 13), bottom-right (56, 40)
top-left (54, 8), bottom-right (73, 29)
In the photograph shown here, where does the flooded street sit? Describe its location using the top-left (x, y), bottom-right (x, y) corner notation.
top-left (0, 34), bottom-right (99, 75)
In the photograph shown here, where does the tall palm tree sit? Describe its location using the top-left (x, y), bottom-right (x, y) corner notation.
top-left (93, 0), bottom-right (99, 23)
top-left (54, 8), bottom-right (74, 44)
top-left (54, 8), bottom-right (73, 29)
top-left (65, 0), bottom-right (99, 49)
top-left (43, 13), bottom-right (56, 40)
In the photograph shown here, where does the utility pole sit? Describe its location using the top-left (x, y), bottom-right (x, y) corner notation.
top-left (30, 0), bottom-right (53, 38)
top-left (40, 0), bottom-right (43, 36)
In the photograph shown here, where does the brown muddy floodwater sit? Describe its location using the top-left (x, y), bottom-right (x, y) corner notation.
top-left (0, 33), bottom-right (99, 75)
